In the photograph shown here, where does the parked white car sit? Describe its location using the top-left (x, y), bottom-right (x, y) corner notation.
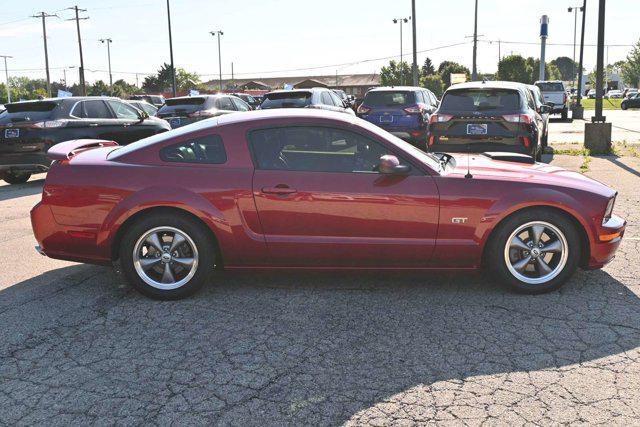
top-left (605, 90), bottom-right (623, 99)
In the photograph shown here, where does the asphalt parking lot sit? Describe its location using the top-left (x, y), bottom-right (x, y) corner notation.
top-left (0, 153), bottom-right (639, 425)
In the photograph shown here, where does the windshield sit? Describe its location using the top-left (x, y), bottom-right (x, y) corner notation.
top-left (260, 92), bottom-right (312, 109)
top-left (535, 82), bottom-right (565, 92)
top-left (440, 89), bottom-right (521, 112)
top-left (363, 91), bottom-right (415, 107)
top-left (0, 101), bottom-right (58, 123)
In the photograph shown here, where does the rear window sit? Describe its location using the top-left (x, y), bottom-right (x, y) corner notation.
top-left (535, 82), bottom-right (565, 92)
top-left (440, 89), bottom-right (521, 112)
top-left (165, 97), bottom-right (205, 106)
top-left (1, 101), bottom-right (57, 123)
top-left (363, 91), bottom-right (415, 107)
top-left (260, 92), bottom-right (312, 109)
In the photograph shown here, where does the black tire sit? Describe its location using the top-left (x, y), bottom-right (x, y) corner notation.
top-left (3, 172), bottom-right (31, 185)
top-left (485, 208), bottom-right (581, 294)
top-left (621, 102), bottom-right (628, 110)
top-left (561, 108), bottom-right (568, 120)
top-left (535, 146), bottom-right (542, 162)
top-left (119, 212), bottom-right (216, 299)
top-left (542, 132), bottom-right (548, 149)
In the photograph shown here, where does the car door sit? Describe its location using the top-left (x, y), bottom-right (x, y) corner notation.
top-left (106, 99), bottom-right (152, 145)
top-left (215, 96), bottom-right (237, 115)
top-left (67, 99), bottom-right (121, 140)
top-left (249, 125), bottom-right (439, 267)
top-left (231, 97), bottom-right (251, 112)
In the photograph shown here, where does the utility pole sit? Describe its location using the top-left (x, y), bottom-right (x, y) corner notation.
top-left (1, 55), bottom-right (12, 103)
top-left (568, 5), bottom-right (583, 90)
top-left (135, 73), bottom-right (139, 88)
top-left (166, 0), bottom-right (176, 97)
top-left (539, 15), bottom-right (549, 81)
top-left (32, 12), bottom-right (56, 97)
top-left (392, 17), bottom-right (410, 85)
top-left (411, 0), bottom-right (418, 86)
top-left (67, 6), bottom-right (88, 96)
top-left (471, 0), bottom-right (478, 80)
top-left (574, 0), bottom-right (587, 119)
top-left (231, 62), bottom-right (234, 86)
top-left (99, 38), bottom-right (113, 86)
top-left (498, 39), bottom-right (501, 62)
top-left (210, 30), bottom-right (223, 91)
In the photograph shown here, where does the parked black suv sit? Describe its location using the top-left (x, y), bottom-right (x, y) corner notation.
top-left (157, 94), bottom-right (251, 129)
top-left (0, 97), bottom-right (170, 184)
top-left (427, 81), bottom-right (549, 160)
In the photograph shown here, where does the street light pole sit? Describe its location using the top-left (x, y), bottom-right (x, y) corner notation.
top-left (594, 0), bottom-right (606, 122)
top-left (472, 0), bottom-right (478, 80)
top-left (568, 5), bottom-right (584, 90)
top-left (574, 0), bottom-right (587, 119)
top-left (210, 30), bottom-right (224, 91)
top-left (392, 17), bottom-right (410, 85)
top-left (411, 0), bottom-right (418, 86)
top-left (99, 38), bottom-right (113, 86)
top-left (166, 0), bottom-right (177, 97)
top-left (1, 55), bottom-right (12, 103)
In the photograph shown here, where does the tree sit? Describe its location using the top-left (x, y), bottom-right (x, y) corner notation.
top-left (419, 74), bottom-right (444, 97)
top-left (142, 63), bottom-right (204, 93)
top-left (436, 61), bottom-right (470, 86)
top-left (380, 60), bottom-right (412, 86)
top-left (550, 56), bottom-right (580, 81)
top-left (621, 39), bottom-right (640, 88)
top-left (497, 55), bottom-right (530, 83)
top-left (421, 57), bottom-right (435, 76)
top-left (88, 80), bottom-right (111, 96)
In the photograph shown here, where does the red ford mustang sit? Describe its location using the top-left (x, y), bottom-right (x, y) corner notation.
top-left (31, 110), bottom-right (625, 299)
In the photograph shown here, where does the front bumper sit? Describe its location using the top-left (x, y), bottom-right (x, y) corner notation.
top-left (586, 214), bottom-right (626, 269)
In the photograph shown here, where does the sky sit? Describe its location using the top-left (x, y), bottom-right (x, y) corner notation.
top-left (0, 0), bottom-right (637, 87)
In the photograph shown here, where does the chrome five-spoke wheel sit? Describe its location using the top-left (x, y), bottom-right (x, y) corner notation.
top-left (133, 226), bottom-right (199, 290)
top-left (504, 221), bottom-right (569, 285)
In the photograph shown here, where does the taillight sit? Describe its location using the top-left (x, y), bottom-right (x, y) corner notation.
top-left (563, 93), bottom-right (568, 104)
top-left (502, 114), bottom-right (533, 124)
top-left (357, 105), bottom-right (371, 114)
top-left (520, 137), bottom-right (531, 148)
top-left (428, 135), bottom-right (435, 146)
top-left (403, 105), bottom-right (422, 114)
top-left (32, 119), bottom-right (68, 128)
top-left (429, 114), bottom-right (453, 124)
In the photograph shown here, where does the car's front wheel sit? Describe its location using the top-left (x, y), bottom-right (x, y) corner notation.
top-left (621, 102), bottom-right (628, 110)
top-left (2, 171), bottom-right (31, 185)
top-left (486, 209), bottom-right (581, 294)
top-left (561, 108), bottom-right (568, 120)
top-left (120, 213), bottom-right (216, 299)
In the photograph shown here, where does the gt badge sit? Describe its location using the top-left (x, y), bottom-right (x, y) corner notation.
top-left (451, 217), bottom-right (468, 224)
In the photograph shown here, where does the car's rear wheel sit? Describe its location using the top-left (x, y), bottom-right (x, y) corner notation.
top-left (120, 213), bottom-right (216, 299)
top-left (2, 171), bottom-right (31, 185)
top-left (561, 108), bottom-right (568, 120)
top-left (486, 209), bottom-right (581, 294)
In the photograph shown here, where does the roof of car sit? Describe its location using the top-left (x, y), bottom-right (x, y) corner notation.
top-left (166, 94), bottom-right (226, 101)
top-left (534, 80), bottom-right (564, 84)
top-left (266, 88), bottom-right (327, 95)
top-left (217, 108), bottom-right (356, 126)
top-left (368, 86), bottom-right (424, 92)
top-left (6, 96), bottom-right (122, 106)
top-left (446, 81), bottom-right (527, 91)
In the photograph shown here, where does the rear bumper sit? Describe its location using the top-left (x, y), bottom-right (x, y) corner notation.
top-left (0, 152), bottom-right (50, 172)
top-left (30, 201), bottom-right (111, 266)
top-left (586, 214), bottom-right (626, 269)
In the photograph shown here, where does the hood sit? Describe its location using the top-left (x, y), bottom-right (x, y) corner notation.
top-left (450, 153), bottom-right (615, 198)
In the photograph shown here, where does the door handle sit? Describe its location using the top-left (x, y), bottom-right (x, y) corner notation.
top-left (261, 186), bottom-right (297, 195)
top-left (88, 123), bottom-right (98, 127)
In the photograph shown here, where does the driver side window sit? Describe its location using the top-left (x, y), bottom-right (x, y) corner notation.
top-left (248, 126), bottom-right (410, 174)
top-left (107, 100), bottom-right (140, 119)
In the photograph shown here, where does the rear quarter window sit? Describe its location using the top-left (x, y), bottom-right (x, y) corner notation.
top-left (159, 135), bottom-right (227, 164)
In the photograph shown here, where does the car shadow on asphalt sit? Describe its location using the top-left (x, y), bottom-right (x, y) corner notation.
top-left (0, 179), bottom-right (45, 202)
top-left (0, 265), bottom-right (638, 424)
top-left (602, 155), bottom-right (640, 179)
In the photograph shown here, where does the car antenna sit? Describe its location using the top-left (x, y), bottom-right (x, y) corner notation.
top-left (465, 145), bottom-right (473, 179)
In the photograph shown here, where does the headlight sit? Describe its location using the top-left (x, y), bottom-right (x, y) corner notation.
top-left (602, 195), bottom-right (616, 225)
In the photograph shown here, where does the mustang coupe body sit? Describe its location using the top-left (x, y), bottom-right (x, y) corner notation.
top-left (31, 110), bottom-right (625, 299)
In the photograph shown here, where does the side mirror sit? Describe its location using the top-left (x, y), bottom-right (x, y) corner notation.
top-left (378, 154), bottom-right (411, 174)
top-left (539, 105), bottom-right (551, 114)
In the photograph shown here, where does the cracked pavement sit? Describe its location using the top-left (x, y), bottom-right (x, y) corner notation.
top-left (0, 155), bottom-right (639, 425)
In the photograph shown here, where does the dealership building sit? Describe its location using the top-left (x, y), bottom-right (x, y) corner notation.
top-left (203, 73), bottom-right (380, 97)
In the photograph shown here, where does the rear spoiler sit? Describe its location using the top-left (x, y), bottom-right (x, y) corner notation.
top-left (47, 139), bottom-right (119, 161)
